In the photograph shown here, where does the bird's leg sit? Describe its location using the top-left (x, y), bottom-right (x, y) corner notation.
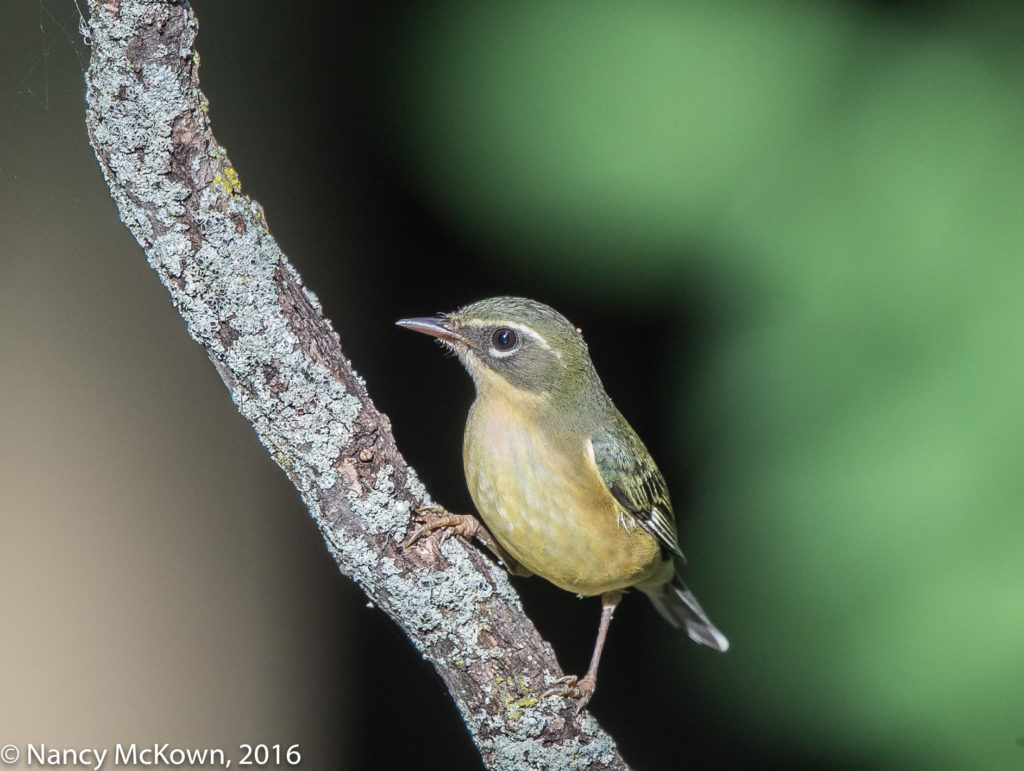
top-left (542, 590), bottom-right (622, 715)
top-left (403, 504), bottom-right (531, 576)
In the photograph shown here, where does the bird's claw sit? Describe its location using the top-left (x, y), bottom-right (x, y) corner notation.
top-left (542, 674), bottom-right (596, 716)
top-left (403, 505), bottom-right (481, 549)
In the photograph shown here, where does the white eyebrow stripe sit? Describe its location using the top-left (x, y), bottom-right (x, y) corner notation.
top-left (463, 319), bottom-right (565, 363)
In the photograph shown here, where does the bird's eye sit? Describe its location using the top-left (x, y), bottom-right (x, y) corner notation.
top-left (491, 327), bottom-right (518, 352)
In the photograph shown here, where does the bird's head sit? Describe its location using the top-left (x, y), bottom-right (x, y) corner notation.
top-left (397, 296), bottom-right (598, 400)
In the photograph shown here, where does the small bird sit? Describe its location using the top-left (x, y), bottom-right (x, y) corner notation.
top-left (398, 296), bottom-right (727, 711)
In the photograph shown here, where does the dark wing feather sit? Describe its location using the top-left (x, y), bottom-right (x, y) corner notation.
top-left (591, 414), bottom-right (684, 559)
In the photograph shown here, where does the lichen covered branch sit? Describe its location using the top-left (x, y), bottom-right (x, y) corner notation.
top-left (83, 1), bottom-right (628, 768)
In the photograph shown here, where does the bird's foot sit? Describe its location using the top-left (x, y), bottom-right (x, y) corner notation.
top-left (403, 505), bottom-right (483, 549)
top-left (542, 674), bottom-right (596, 716)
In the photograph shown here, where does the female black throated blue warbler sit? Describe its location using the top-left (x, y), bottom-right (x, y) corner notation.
top-left (398, 297), bottom-right (728, 711)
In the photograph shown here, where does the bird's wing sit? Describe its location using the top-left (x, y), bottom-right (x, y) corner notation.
top-left (590, 417), bottom-right (684, 559)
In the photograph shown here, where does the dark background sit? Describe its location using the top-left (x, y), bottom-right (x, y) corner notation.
top-left (2, 1), bottom-right (1023, 769)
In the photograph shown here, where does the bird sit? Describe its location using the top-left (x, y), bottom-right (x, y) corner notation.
top-left (397, 296), bottom-right (728, 712)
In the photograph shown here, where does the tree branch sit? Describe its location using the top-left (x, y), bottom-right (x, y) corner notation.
top-left (83, 2), bottom-right (629, 769)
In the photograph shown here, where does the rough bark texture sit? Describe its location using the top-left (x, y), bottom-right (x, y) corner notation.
top-left (83, 2), bottom-right (629, 769)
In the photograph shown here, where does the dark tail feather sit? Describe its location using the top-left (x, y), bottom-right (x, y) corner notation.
top-left (645, 580), bottom-right (729, 652)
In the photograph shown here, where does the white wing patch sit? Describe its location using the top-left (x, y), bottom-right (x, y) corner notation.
top-left (616, 509), bottom-right (638, 532)
top-left (644, 506), bottom-right (682, 558)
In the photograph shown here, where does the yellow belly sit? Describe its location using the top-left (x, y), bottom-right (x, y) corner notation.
top-left (463, 397), bottom-right (665, 596)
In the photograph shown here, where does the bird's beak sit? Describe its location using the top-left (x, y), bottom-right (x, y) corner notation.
top-left (395, 316), bottom-right (465, 344)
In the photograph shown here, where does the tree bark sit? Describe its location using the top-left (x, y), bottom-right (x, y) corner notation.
top-left (83, 2), bottom-right (629, 769)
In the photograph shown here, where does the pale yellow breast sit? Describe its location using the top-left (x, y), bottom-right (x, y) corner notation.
top-left (463, 393), bottom-right (665, 596)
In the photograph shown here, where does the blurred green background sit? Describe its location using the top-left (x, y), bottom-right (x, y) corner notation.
top-left (2, 1), bottom-right (1022, 769)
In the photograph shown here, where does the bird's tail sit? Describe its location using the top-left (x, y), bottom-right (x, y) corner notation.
top-left (644, 579), bottom-right (729, 652)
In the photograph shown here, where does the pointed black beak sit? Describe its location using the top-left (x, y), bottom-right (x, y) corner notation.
top-left (395, 316), bottom-right (465, 344)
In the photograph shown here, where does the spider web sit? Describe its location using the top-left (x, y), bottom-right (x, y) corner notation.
top-left (3, 1), bottom-right (89, 109)
top-left (0, 0), bottom-right (92, 186)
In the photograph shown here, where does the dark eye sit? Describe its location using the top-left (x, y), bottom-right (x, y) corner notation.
top-left (491, 327), bottom-right (518, 351)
